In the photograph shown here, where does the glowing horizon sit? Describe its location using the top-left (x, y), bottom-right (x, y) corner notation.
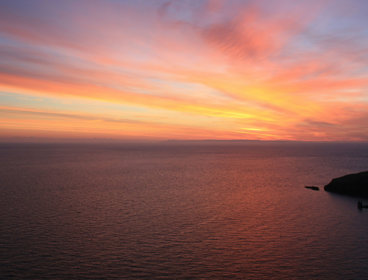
top-left (1, 0), bottom-right (368, 141)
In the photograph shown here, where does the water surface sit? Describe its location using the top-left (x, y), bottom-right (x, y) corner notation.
top-left (1, 142), bottom-right (368, 279)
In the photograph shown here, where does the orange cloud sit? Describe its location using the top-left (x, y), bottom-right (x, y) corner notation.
top-left (1, 0), bottom-right (368, 141)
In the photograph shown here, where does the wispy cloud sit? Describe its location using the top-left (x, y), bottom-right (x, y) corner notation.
top-left (0, 0), bottom-right (368, 140)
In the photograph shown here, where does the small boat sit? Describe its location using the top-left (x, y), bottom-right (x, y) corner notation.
top-left (357, 201), bottom-right (368, 209)
top-left (305, 186), bottom-right (319, 191)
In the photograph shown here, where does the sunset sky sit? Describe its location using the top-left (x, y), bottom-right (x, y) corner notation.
top-left (1, 0), bottom-right (368, 141)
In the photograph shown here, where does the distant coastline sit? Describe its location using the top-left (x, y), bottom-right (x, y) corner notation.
top-left (325, 171), bottom-right (368, 197)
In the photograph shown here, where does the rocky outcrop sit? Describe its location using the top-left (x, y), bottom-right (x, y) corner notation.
top-left (305, 186), bottom-right (319, 191)
top-left (324, 171), bottom-right (368, 197)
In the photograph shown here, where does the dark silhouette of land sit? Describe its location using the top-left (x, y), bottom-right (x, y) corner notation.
top-left (324, 171), bottom-right (368, 197)
top-left (305, 186), bottom-right (319, 191)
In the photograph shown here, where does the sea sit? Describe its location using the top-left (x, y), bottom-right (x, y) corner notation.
top-left (1, 141), bottom-right (368, 279)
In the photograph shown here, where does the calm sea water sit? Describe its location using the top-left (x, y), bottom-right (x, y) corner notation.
top-left (1, 142), bottom-right (368, 279)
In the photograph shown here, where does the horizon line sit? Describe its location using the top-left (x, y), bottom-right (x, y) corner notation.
top-left (1, 137), bottom-right (368, 145)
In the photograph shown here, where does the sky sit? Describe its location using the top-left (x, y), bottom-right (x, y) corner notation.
top-left (1, 0), bottom-right (368, 141)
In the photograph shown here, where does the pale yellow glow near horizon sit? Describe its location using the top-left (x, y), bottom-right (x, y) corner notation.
top-left (1, 0), bottom-right (368, 141)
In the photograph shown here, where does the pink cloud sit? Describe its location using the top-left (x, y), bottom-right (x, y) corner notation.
top-left (1, 0), bottom-right (368, 140)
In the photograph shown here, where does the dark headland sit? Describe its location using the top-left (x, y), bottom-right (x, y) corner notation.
top-left (324, 171), bottom-right (368, 197)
